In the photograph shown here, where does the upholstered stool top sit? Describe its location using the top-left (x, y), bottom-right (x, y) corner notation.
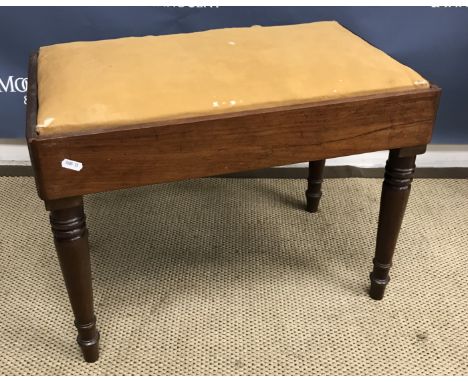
top-left (36, 21), bottom-right (429, 136)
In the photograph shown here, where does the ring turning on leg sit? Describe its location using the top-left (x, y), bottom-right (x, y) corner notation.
top-left (306, 159), bottom-right (326, 213)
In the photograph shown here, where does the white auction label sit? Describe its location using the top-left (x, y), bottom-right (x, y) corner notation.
top-left (61, 158), bottom-right (83, 172)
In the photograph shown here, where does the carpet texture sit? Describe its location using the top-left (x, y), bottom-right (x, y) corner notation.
top-left (0, 176), bottom-right (467, 375)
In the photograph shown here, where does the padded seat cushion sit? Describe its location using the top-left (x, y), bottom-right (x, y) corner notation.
top-left (36, 21), bottom-right (429, 136)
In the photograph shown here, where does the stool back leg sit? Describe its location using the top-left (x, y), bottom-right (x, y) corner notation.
top-left (306, 159), bottom-right (326, 213)
top-left (46, 197), bottom-right (100, 362)
top-left (369, 146), bottom-right (425, 300)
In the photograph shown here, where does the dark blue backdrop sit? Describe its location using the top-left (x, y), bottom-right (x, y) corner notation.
top-left (1, 6), bottom-right (467, 143)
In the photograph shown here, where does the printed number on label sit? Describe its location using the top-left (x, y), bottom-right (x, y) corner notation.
top-left (61, 159), bottom-right (83, 172)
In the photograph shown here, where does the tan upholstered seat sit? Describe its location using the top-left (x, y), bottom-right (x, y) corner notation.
top-left (36, 21), bottom-right (429, 136)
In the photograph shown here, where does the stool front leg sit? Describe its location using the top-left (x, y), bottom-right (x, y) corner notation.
top-left (46, 197), bottom-right (100, 362)
top-left (306, 159), bottom-right (326, 213)
top-left (369, 146), bottom-right (425, 300)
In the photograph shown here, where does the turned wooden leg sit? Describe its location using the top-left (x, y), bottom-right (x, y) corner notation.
top-left (306, 159), bottom-right (326, 213)
top-left (369, 146), bottom-right (425, 300)
top-left (46, 196), bottom-right (100, 362)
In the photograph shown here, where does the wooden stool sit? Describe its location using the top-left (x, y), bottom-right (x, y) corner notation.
top-left (26, 21), bottom-right (440, 362)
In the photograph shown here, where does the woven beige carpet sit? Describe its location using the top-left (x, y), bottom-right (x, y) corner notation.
top-left (0, 176), bottom-right (467, 375)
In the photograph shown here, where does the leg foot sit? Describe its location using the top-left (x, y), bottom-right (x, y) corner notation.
top-left (306, 159), bottom-right (326, 213)
top-left (369, 147), bottom-right (423, 300)
top-left (76, 318), bottom-right (100, 362)
top-left (47, 196), bottom-right (100, 362)
top-left (369, 260), bottom-right (391, 300)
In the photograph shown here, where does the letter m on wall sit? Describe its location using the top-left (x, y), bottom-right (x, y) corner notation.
top-left (0, 76), bottom-right (15, 92)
